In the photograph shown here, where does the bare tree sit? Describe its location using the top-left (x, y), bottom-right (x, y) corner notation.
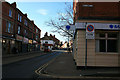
top-left (46, 3), bottom-right (74, 39)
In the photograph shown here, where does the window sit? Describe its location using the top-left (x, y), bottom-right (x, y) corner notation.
top-left (36, 35), bottom-right (38, 40)
top-left (45, 41), bottom-right (48, 44)
top-left (6, 21), bottom-right (13, 33)
top-left (18, 14), bottom-right (22, 22)
top-left (9, 9), bottom-right (12, 17)
top-left (96, 33), bottom-right (118, 53)
top-left (36, 28), bottom-right (38, 33)
top-left (24, 19), bottom-right (28, 26)
top-left (34, 26), bottom-right (36, 32)
top-left (24, 29), bottom-right (27, 36)
top-left (18, 26), bottom-right (21, 34)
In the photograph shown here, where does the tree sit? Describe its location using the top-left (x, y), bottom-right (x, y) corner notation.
top-left (45, 3), bottom-right (74, 39)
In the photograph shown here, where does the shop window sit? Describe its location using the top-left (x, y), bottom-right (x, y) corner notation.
top-left (9, 9), bottom-right (12, 17)
top-left (108, 33), bottom-right (117, 38)
top-left (6, 21), bottom-right (13, 33)
top-left (107, 40), bottom-right (117, 52)
top-left (96, 32), bottom-right (118, 53)
top-left (99, 40), bottom-right (106, 52)
top-left (100, 33), bottom-right (105, 37)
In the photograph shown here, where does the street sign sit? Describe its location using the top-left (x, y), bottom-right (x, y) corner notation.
top-left (86, 25), bottom-right (95, 39)
top-left (66, 25), bottom-right (70, 30)
top-left (86, 25), bottom-right (94, 32)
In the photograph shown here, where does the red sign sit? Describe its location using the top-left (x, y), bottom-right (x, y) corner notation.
top-left (16, 35), bottom-right (23, 41)
top-left (86, 25), bottom-right (94, 32)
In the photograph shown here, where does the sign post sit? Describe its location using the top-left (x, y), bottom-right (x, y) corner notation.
top-left (66, 25), bottom-right (71, 53)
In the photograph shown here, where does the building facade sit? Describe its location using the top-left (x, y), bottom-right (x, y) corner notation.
top-left (40, 32), bottom-right (60, 51)
top-left (2, 2), bottom-right (41, 54)
top-left (73, 1), bottom-right (120, 67)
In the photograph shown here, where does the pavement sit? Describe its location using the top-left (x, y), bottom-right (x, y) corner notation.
top-left (2, 50), bottom-right (47, 65)
top-left (2, 50), bottom-right (120, 79)
top-left (36, 52), bottom-right (120, 79)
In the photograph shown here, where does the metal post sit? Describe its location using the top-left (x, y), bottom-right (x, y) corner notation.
top-left (68, 31), bottom-right (69, 53)
top-left (85, 22), bottom-right (87, 69)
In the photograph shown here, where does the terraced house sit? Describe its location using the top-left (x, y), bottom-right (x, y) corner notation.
top-left (2, 2), bottom-right (41, 54)
top-left (73, 1), bottom-right (120, 67)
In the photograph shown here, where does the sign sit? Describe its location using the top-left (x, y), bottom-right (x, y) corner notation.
top-left (29, 40), bottom-right (32, 44)
top-left (86, 25), bottom-right (95, 39)
top-left (66, 25), bottom-right (70, 30)
top-left (33, 40), bottom-right (37, 44)
top-left (16, 34), bottom-right (23, 41)
top-left (23, 37), bottom-right (29, 43)
top-left (86, 25), bottom-right (94, 32)
top-left (109, 25), bottom-right (120, 29)
top-left (75, 22), bottom-right (120, 30)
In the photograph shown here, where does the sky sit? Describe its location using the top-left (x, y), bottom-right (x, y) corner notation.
top-left (7, 1), bottom-right (73, 43)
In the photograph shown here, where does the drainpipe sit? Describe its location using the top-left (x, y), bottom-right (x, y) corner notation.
top-left (85, 22), bottom-right (87, 69)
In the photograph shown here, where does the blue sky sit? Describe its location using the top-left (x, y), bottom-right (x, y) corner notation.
top-left (8, 1), bottom-right (73, 42)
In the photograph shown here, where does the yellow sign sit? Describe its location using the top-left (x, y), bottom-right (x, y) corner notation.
top-left (29, 40), bottom-right (32, 44)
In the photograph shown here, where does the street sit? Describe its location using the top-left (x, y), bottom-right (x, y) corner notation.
top-left (2, 51), bottom-right (61, 79)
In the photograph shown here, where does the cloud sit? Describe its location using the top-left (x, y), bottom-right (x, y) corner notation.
top-left (37, 9), bottom-right (48, 15)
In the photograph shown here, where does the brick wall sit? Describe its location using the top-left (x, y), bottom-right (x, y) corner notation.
top-left (74, 2), bottom-right (120, 20)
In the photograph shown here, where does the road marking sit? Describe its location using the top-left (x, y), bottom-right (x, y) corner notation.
top-left (35, 53), bottom-right (120, 79)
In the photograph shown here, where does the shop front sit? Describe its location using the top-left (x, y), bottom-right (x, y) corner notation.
top-left (33, 40), bottom-right (37, 51)
top-left (22, 37), bottom-right (29, 53)
top-left (28, 39), bottom-right (32, 52)
top-left (73, 22), bottom-right (120, 67)
top-left (15, 34), bottom-right (23, 53)
top-left (2, 36), bottom-right (15, 54)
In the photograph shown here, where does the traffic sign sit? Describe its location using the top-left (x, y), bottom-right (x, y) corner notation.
top-left (86, 25), bottom-right (95, 39)
top-left (86, 25), bottom-right (94, 32)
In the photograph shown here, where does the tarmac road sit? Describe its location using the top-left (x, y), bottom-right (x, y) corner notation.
top-left (2, 51), bottom-right (61, 79)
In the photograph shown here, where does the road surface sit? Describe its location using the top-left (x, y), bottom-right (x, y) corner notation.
top-left (2, 51), bottom-right (61, 79)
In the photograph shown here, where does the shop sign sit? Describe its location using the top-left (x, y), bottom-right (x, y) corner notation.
top-left (109, 25), bottom-right (120, 29)
top-left (75, 22), bottom-right (120, 30)
top-left (23, 37), bottom-right (29, 43)
top-left (16, 35), bottom-right (23, 41)
top-left (86, 25), bottom-right (95, 39)
top-left (33, 40), bottom-right (37, 44)
top-left (29, 40), bottom-right (32, 44)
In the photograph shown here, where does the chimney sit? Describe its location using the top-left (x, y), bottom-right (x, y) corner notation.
top-left (24, 13), bottom-right (27, 17)
top-left (54, 35), bottom-right (55, 38)
top-left (31, 20), bottom-right (34, 23)
top-left (50, 34), bottom-right (52, 36)
top-left (11, 2), bottom-right (16, 8)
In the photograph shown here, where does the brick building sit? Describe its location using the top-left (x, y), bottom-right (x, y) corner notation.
top-left (73, 1), bottom-right (120, 67)
top-left (40, 32), bottom-right (60, 51)
top-left (2, 2), bottom-right (41, 54)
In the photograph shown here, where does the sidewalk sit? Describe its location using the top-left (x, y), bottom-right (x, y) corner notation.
top-left (41, 52), bottom-right (81, 77)
top-left (2, 51), bottom-right (47, 65)
top-left (39, 52), bottom-right (120, 78)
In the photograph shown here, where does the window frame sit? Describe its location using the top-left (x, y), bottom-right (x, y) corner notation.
top-left (6, 21), bottom-right (13, 33)
top-left (95, 32), bottom-right (118, 53)
top-left (9, 9), bottom-right (12, 17)
top-left (24, 19), bottom-right (28, 26)
top-left (18, 14), bottom-right (22, 22)
top-left (18, 25), bottom-right (21, 34)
